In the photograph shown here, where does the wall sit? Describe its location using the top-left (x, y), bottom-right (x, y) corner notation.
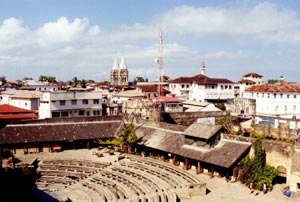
top-left (253, 116), bottom-right (300, 141)
top-left (222, 134), bottom-right (295, 190)
top-left (165, 111), bottom-right (228, 126)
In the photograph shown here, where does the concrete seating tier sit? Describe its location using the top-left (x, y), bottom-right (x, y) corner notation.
top-left (124, 155), bottom-right (201, 184)
top-left (36, 156), bottom-right (202, 202)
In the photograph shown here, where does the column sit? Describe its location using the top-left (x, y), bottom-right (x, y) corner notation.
top-left (197, 161), bottom-right (203, 174)
top-left (184, 158), bottom-right (189, 170)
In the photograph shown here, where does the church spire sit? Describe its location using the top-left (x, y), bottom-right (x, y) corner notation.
top-left (112, 57), bottom-right (119, 70)
top-left (119, 56), bottom-right (127, 69)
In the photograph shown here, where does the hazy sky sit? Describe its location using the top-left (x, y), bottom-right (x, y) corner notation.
top-left (0, 0), bottom-right (300, 82)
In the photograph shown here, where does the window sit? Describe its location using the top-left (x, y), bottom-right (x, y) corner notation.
top-left (79, 110), bottom-right (84, 116)
top-left (93, 111), bottom-right (100, 116)
top-left (61, 111), bottom-right (68, 117)
top-left (284, 106), bottom-right (288, 114)
top-left (82, 99), bottom-right (88, 105)
top-left (287, 95), bottom-right (290, 99)
top-left (297, 183), bottom-right (300, 190)
top-left (60, 100), bottom-right (66, 106)
top-left (294, 95), bottom-right (297, 99)
top-left (280, 94), bottom-right (283, 98)
top-left (71, 100), bottom-right (77, 105)
top-left (52, 112), bottom-right (60, 117)
top-left (274, 93), bottom-right (276, 98)
top-left (93, 99), bottom-right (99, 104)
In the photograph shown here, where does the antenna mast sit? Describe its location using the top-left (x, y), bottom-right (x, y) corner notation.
top-left (157, 29), bottom-right (163, 96)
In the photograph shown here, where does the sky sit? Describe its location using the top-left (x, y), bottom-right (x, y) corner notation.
top-left (0, 0), bottom-right (300, 83)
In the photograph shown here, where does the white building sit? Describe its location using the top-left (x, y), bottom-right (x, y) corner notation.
top-left (0, 90), bottom-right (42, 111)
top-left (22, 80), bottom-right (58, 91)
top-left (242, 72), bottom-right (263, 85)
top-left (243, 82), bottom-right (300, 118)
top-left (238, 72), bottom-right (263, 96)
top-left (39, 91), bottom-right (102, 119)
top-left (168, 74), bottom-right (236, 102)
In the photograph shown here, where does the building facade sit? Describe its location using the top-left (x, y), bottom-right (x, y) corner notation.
top-left (39, 91), bottom-right (102, 119)
top-left (110, 57), bottom-right (129, 86)
top-left (168, 74), bottom-right (236, 102)
top-left (242, 83), bottom-right (300, 118)
top-left (0, 90), bottom-right (42, 111)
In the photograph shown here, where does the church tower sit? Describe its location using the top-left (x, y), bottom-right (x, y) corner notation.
top-left (110, 57), bottom-right (129, 86)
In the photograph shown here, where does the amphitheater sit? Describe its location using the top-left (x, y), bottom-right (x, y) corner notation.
top-left (29, 149), bottom-right (206, 202)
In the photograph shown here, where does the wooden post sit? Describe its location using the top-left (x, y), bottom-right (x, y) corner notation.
top-left (210, 165), bottom-right (214, 178)
top-left (197, 161), bottom-right (203, 174)
top-left (184, 158), bottom-right (189, 170)
top-left (172, 155), bottom-right (177, 166)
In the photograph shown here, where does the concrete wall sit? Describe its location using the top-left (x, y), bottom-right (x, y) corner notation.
top-left (223, 134), bottom-right (295, 190)
top-left (253, 116), bottom-right (300, 141)
top-left (165, 111), bottom-right (228, 126)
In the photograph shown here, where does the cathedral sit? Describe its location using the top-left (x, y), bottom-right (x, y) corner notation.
top-left (110, 57), bottom-right (129, 86)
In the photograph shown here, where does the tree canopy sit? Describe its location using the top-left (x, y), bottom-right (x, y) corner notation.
top-left (99, 122), bottom-right (138, 153)
top-left (239, 139), bottom-right (278, 191)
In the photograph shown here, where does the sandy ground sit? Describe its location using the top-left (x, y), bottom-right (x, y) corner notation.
top-left (16, 149), bottom-right (300, 202)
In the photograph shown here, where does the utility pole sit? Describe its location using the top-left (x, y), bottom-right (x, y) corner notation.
top-left (156, 29), bottom-right (163, 96)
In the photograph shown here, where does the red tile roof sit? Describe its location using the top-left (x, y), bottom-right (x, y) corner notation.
top-left (168, 74), bottom-right (234, 84)
top-left (0, 104), bottom-right (38, 119)
top-left (0, 104), bottom-right (34, 113)
top-left (245, 84), bottom-right (300, 93)
top-left (243, 72), bottom-right (263, 78)
top-left (137, 85), bottom-right (170, 94)
top-left (239, 79), bottom-right (256, 84)
top-left (0, 114), bottom-right (38, 119)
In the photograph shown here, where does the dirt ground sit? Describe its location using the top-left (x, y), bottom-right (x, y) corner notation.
top-left (16, 149), bottom-right (300, 202)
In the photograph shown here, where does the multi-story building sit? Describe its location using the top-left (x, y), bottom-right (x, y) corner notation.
top-left (0, 90), bottom-right (42, 111)
top-left (238, 72), bottom-right (264, 96)
top-left (243, 82), bottom-right (300, 118)
top-left (168, 74), bottom-right (235, 102)
top-left (39, 91), bottom-right (102, 119)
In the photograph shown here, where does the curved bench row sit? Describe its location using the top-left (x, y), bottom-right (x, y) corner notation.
top-left (36, 155), bottom-right (203, 202)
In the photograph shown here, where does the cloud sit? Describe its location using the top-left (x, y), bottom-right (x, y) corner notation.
top-left (36, 17), bottom-right (99, 47)
top-left (109, 23), bottom-right (157, 42)
top-left (0, 18), bottom-right (30, 50)
top-left (0, 18), bottom-right (27, 40)
top-left (161, 3), bottom-right (300, 44)
top-left (203, 50), bottom-right (247, 60)
top-left (0, 2), bottom-right (300, 82)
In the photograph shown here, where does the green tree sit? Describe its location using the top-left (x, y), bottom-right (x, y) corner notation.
top-left (99, 122), bottom-right (138, 153)
top-left (0, 76), bottom-right (7, 85)
top-left (239, 139), bottom-right (278, 190)
top-left (22, 77), bottom-right (33, 81)
top-left (47, 76), bottom-right (57, 83)
top-left (38, 75), bottom-right (48, 82)
top-left (215, 103), bottom-right (226, 111)
top-left (80, 79), bottom-right (87, 88)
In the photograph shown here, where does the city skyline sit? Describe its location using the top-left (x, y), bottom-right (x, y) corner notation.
top-left (0, 0), bottom-right (300, 82)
